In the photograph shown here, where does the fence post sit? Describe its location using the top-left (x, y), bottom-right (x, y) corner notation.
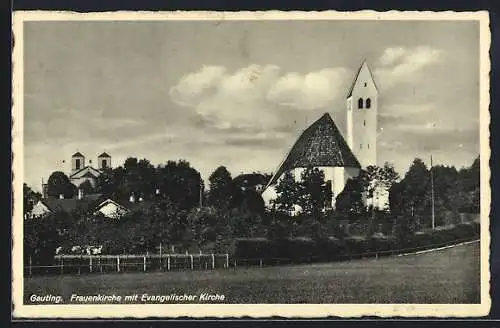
top-left (211, 253), bottom-right (215, 270)
top-left (234, 260), bottom-right (237, 268)
top-left (29, 256), bottom-right (32, 277)
top-left (167, 255), bottom-right (171, 271)
top-left (143, 255), bottom-right (147, 272)
top-left (260, 259), bottom-right (263, 268)
top-left (99, 257), bottom-right (102, 273)
top-left (225, 253), bottom-right (229, 269)
top-left (190, 254), bottom-right (194, 270)
top-left (90, 256), bottom-right (93, 273)
top-left (60, 257), bottom-right (64, 274)
top-left (117, 256), bottom-right (120, 273)
top-left (159, 243), bottom-right (162, 270)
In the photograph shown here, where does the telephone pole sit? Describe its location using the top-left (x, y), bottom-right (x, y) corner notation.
top-left (430, 154), bottom-right (435, 230)
top-left (199, 179), bottom-right (204, 208)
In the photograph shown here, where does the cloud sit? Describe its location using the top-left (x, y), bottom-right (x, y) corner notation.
top-left (378, 47), bottom-right (406, 66)
top-left (374, 46), bottom-right (444, 89)
top-left (169, 65), bottom-right (227, 107)
top-left (267, 68), bottom-right (350, 110)
top-left (169, 65), bottom-right (350, 130)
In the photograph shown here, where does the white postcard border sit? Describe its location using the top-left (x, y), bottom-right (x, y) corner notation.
top-left (11, 10), bottom-right (492, 319)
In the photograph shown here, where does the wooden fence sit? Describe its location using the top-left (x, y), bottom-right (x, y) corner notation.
top-left (25, 237), bottom-right (479, 277)
top-left (26, 253), bottom-right (230, 276)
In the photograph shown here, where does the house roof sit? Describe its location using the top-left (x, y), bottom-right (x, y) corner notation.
top-left (267, 113), bottom-right (360, 186)
top-left (42, 194), bottom-right (104, 214)
top-left (72, 152), bottom-right (84, 157)
top-left (98, 152), bottom-right (111, 158)
top-left (69, 166), bottom-right (102, 179)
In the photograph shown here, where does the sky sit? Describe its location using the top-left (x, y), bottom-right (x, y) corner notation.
top-left (22, 19), bottom-right (481, 191)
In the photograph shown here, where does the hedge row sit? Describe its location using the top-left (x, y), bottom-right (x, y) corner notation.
top-left (231, 222), bottom-right (480, 263)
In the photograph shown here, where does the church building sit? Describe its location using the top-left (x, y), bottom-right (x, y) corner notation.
top-left (262, 60), bottom-right (381, 211)
top-left (68, 152), bottom-right (112, 189)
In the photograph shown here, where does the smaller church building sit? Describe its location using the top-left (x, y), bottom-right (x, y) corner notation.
top-left (41, 152), bottom-right (112, 199)
top-left (68, 152), bottom-right (112, 189)
top-left (262, 60), bottom-right (387, 211)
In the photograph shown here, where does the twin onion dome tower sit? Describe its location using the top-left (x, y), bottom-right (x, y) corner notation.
top-left (262, 60), bottom-right (379, 210)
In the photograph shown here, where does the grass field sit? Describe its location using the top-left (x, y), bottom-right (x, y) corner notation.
top-left (24, 241), bottom-right (480, 304)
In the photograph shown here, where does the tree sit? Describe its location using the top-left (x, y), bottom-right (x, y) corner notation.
top-left (46, 171), bottom-right (75, 198)
top-left (336, 177), bottom-right (365, 215)
top-left (24, 210), bottom-right (73, 264)
top-left (390, 158), bottom-right (430, 231)
top-left (297, 166), bottom-right (331, 218)
top-left (23, 183), bottom-right (41, 215)
top-left (271, 170), bottom-right (300, 216)
top-left (207, 166), bottom-right (233, 209)
top-left (96, 167), bottom-right (114, 197)
top-left (186, 206), bottom-right (219, 250)
top-left (78, 180), bottom-right (94, 195)
top-left (156, 160), bottom-right (203, 211)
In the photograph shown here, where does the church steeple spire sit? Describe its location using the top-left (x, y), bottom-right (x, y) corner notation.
top-left (345, 60), bottom-right (378, 168)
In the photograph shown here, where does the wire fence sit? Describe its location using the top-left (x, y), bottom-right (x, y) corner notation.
top-left (25, 237), bottom-right (479, 277)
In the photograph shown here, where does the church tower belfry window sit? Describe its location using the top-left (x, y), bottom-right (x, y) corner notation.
top-left (366, 98), bottom-right (371, 109)
top-left (358, 98), bottom-right (364, 109)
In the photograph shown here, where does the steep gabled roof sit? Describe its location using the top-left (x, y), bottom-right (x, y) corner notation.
top-left (72, 152), bottom-right (84, 157)
top-left (98, 152), bottom-right (111, 158)
top-left (347, 61), bottom-right (365, 98)
top-left (346, 60), bottom-right (378, 98)
top-left (267, 113), bottom-right (360, 186)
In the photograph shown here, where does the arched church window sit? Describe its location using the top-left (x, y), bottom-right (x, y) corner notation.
top-left (366, 98), bottom-right (371, 109)
top-left (358, 98), bottom-right (363, 109)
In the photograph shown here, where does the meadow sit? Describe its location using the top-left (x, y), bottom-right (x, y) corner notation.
top-left (24, 241), bottom-right (480, 304)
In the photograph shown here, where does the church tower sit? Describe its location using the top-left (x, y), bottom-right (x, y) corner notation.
top-left (97, 152), bottom-right (111, 170)
top-left (71, 152), bottom-right (85, 174)
top-left (346, 60), bottom-right (378, 168)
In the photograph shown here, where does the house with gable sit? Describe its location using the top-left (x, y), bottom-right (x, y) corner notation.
top-left (27, 191), bottom-right (104, 219)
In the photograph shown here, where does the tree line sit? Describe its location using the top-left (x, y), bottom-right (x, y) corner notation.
top-left (24, 155), bottom-right (480, 264)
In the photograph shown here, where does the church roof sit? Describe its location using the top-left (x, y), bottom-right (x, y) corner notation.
top-left (72, 152), bottom-right (84, 157)
top-left (267, 113), bottom-right (360, 186)
top-left (98, 152), bottom-right (111, 158)
top-left (347, 62), bottom-right (364, 98)
top-left (346, 60), bottom-right (378, 98)
top-left (69, 166), bottom-right (102, 179)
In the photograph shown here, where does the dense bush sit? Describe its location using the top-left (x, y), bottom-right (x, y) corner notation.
top-left (231, 222), bottom-right (480, 263)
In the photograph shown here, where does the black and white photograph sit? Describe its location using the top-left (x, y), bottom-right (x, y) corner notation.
top-left (12, 10), bottom-right (491, 318)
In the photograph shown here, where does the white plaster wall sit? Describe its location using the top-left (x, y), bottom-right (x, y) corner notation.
top-left (29, 201), bottom-right (51, 218)
top-left (262, 166), bottom-right (361, 210)
top-left (70, 177), bottom-right (98, 188)
top-left (97, 202), bottom-right (126, 219)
